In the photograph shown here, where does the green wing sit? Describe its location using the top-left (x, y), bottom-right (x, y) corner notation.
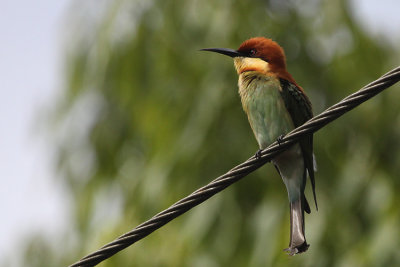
top-left (279, 78), bottom-right (318, 211)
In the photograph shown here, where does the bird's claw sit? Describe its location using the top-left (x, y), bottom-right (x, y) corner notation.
top-left (255, 149), bottom-right (263, 159)
top-left (277, 134), bottom-right (285, 146)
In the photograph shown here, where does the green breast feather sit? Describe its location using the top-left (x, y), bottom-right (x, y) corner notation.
top-left (239, 73), bottom-right (294, 148)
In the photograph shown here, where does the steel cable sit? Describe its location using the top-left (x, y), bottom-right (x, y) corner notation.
top-left (70, 66), bottom-right (400, 267)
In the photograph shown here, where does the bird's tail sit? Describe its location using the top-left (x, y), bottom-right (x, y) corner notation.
top-left (284, 197), bottom-right (309, 255)
top-left (272, 144), bottom-right (310, 255)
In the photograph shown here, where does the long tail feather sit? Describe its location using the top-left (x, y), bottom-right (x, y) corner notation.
top-left (285, 198), bottom-right (309, 255)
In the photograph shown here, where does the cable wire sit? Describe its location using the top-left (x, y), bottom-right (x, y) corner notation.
top-left (70, 66), bottom-right (400, 267)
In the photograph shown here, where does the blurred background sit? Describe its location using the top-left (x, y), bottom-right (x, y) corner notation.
top-left (1, 0), bottom-right (400, 266)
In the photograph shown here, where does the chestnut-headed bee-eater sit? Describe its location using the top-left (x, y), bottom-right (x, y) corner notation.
top-left (201, 37), bottom-right (317, 255)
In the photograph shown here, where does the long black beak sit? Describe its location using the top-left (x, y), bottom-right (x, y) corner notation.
top-left (200, 48), bottom-right (241, 57)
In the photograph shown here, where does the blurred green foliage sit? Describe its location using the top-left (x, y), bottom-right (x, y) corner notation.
top-left (24, 0), bottom-right (400, 266)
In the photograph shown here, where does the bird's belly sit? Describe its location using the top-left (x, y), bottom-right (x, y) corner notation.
top-left (243, 81), bottom-right (294, 149)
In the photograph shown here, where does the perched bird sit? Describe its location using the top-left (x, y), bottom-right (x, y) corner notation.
top-left (201, 37), bottom-right (317, 255)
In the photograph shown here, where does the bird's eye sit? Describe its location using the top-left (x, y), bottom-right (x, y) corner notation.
top-left (249, 49), bottom-right (256, 56)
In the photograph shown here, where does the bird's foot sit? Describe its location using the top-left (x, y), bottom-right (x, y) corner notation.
top-left (255, 149), bottom-right (263, 159)
top-left (277, 134), bottom-right (285, 146)
top-left (283, 242), bottom-right (309, 256)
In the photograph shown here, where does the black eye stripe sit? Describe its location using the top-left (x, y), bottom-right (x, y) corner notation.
top-left (239, 49), bottom-right (269, 62)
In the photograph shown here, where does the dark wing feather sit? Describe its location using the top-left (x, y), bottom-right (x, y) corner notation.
top-left (279, 78), bottom-right (318, 211)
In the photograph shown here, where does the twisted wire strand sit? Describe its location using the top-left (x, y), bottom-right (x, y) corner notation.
top-left (70, 66), bottom-right (400, 267)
